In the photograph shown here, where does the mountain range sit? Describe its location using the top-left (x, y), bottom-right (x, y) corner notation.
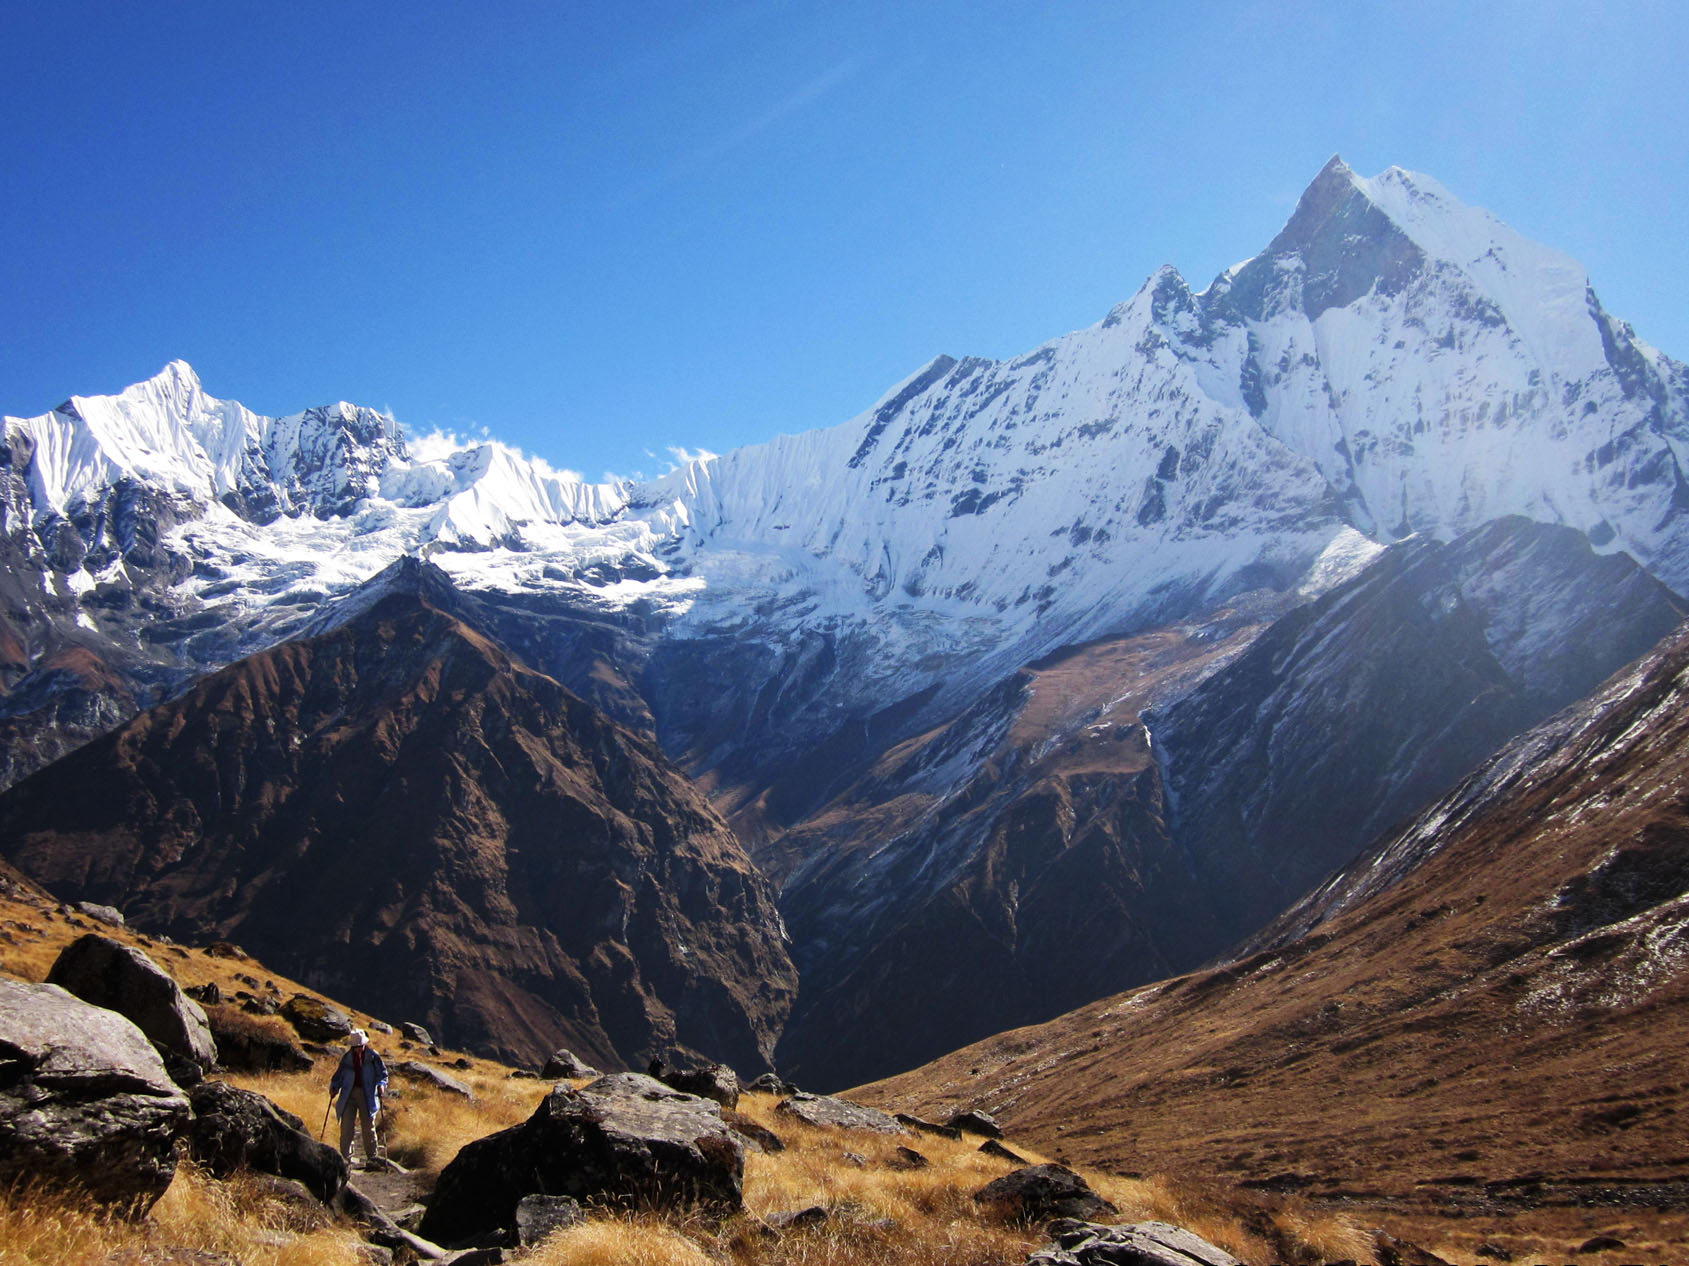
top-left (3, 156), bottom-right (1687, 1083)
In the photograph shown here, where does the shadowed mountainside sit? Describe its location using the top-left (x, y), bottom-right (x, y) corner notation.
top-left (860, 614), bottom-right (1689, 1241)
top-left (0, 582), bottom-right (796, 1072)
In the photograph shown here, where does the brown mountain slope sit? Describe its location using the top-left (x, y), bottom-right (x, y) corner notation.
top-left (0, 587), bottom-right (796, 1072)
top-left (860, 618), bottom-right (1689, 1250)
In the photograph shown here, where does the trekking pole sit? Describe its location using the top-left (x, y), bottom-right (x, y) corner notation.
top-left (319, 1097), bottom-right (332, 1142)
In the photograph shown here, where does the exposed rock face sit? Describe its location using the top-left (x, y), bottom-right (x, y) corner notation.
top-left (184, 1080), bottom-right (348, 1203)
top-left (419, 1072), bottom-right (744, 1246)
top-left (660, 1062), bottom-right (739, 1108)
top-left (1155, 517), bottom-right (1688, 932)
top-left (0, 979), bottom-right (190, 1208)
top-left (0, 587), bottom-right (797, 1072)
top-left (46, 933), bottom-right (217, 1073)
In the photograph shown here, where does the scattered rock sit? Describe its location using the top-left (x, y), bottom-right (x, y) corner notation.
top-left (888, 1145), bottom-right (929, 1170)
top-left (369, 1020), bottom-right (394, 1035)
top-left (337, 1180), bottom-right (452, 1260)
top-left (973, 1164), bottom-right (1116, 1224)
top-left (508, 1069), bottom-right (540, 1080)
top-left (746, 1072), bottom-right (797, 1095)
top-left (74, 901), bottom-right (125, 926)
top-left (947, 1108), bottom-right (1003, 1137)
top-left (775, 1091), bottom-right (909, 1135)
top-left (400, 1022), bottom-right (433, 1045)
top-left (419, 1072), bottom-right (744, 1246)
top-left (1472, 1241), bottom-right (1514, 1262)
top-left (1031, 1219), bottom-right (1242, 1266)
top-left (46, 934), bottom-right (217, 1073)
top-left (897, 1111), bottom-right (963, 1140)
top-left (281, 994), bottom-right (354, 1043)
top-left (184, 1080), bottom-right (348, 1203)
top-left (206, 1006), bottom-right (313, 1074)
top-left (980, 1138), bottom-right (1029, 1164)
top-left (540, 1047), bottom-right (599, 1080)
top-left (662, 1061), bottom-right (740, 1108)
top-left (514, 1194), bottom-right (585, 1246)
top-left (394, 1060), bottom-right (475, 1099)
top-left (723, 1108), bottom-right (785, 1153)
top-left (240, 994), bottom-right (280, 1016)
top-left (185, 982), bottom-right (223, 1006)
top-left (0, 978), bottom-right (190, 1209)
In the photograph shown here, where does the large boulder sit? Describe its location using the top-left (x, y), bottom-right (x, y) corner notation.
top-left (280, 994), bottom-right (354, 1044)
top-left (540, 1047), bottom-right (599, 1080)
top-left (0, 979), bottom-right (190, 1208)
top-left (419, 1072), bottom-right (743, 1246)
top-left (1029, 1219), bottom-right (1243, 1266)
top-left (46, 933), bottom-right (217, 1074)
top-left (661, 1062), bottom-right (739, 1108)
top-left (185, 1080), bottom-right (348, 1203)
top-left (973, 1164), bottom-right (1117, 1224)
top-left (205, 1006), bottom-right (313, 1074)
top-left (774, 1091), bottom-right (909, 1135)
top-left (392, 1060), bottom-right (474, 1100)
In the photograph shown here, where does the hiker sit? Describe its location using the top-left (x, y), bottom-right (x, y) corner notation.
top-left (328, 1028), bottom-right (389, 1162)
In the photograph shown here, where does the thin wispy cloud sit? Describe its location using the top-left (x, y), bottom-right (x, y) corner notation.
top-left (615, 58), bottom-right (862, 207)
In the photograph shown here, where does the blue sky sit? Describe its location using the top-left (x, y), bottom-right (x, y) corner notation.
top-left (4, 1), bottom-right (1685, 480)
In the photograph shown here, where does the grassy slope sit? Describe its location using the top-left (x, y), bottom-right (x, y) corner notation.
top-left (0, 884), bottom-right (1381, 1266)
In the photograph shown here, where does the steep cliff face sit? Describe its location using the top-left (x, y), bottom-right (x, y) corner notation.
top-left (0, 577), bottom-right (795, 1072)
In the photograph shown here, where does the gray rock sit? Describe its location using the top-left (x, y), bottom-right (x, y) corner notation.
top-left (888, 1145), bottom-right (929, 1170)
top-left (1040, 1219), bottom-right (1243, 1266)
top-left (766, 1205), bottom-right (830, 1230)
top-left (972, 1164), bottom-right (1116, 1223)
top-left (74, 901), bottom-right (125, 927)
top-left (947, 1108), bottom-right (1003, 1137)
top-left (369, 1020), bottom-right (394, 1035)
top-left (661, 1061), bottom-right (740, 1108)
top-left (0, 978), bottom-right (190, 1208)
top-left (185, 1080), bottom-right (348, 1203)
top-left (394, 1060), bottom-right (475, 1099)
top-left (400, 1021), bottom-right (434, 1045)
top-left (514, 1193), bottom-right (584, 1246)
top-left (539, 1047), bottom-right (599, 1080)
top-left (746, 1072), bottom-right (797, 1095)
top-left (419, 1072), bottom-right (743, 1246)
top-left (897, 1111), bottom-right (963, 1140)
top-left (281, 994), bottom-right (354, 1043)
top-left (774, 1091), bottom-right (909, 1135)
top-left (46, 933), bottom-right (217, 1073)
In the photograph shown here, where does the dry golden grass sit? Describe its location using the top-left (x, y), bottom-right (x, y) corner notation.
top-left (0, 1166), bottom-right (369, 1266)
top-left (0, 886), bottom-right (1383, 1266)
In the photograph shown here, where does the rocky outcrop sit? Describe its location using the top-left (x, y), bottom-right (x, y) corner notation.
top-left (46, 933), bottom-right (217, 1074)
top-left (0, 586), bottom-right (797, 1073)
top-left (1027, 1219), bottom-right (1242, 1266)
top-left (419, 1072), bottom-right (744, 1247)
top-left (0, 979), bottom-right (190, 1208)
top-left (184, 1080), bottom-right (348, 1203)
top-left (973, 1165), bottom-right (1116, 1224)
